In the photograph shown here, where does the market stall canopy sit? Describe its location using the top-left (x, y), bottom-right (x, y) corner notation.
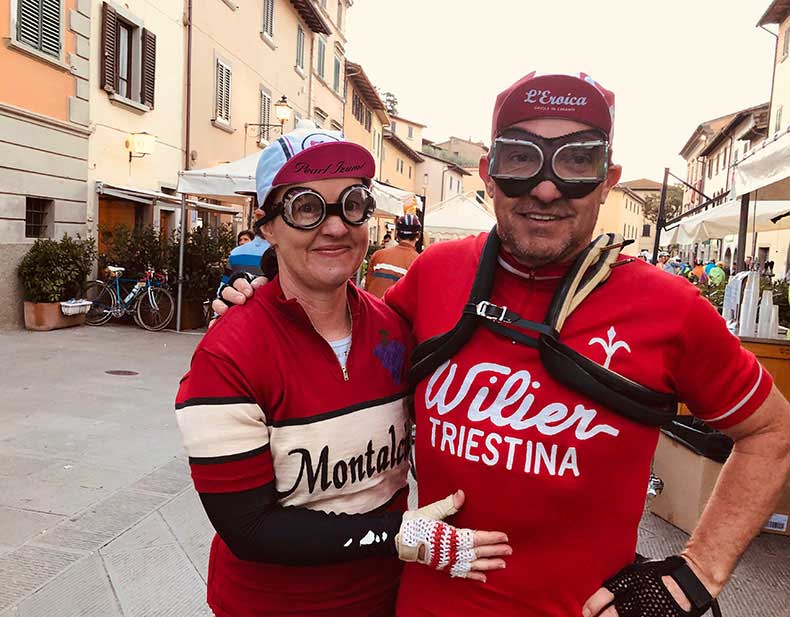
top-left (664, 198), bottom-right (790, 245)
top-left (732, 129), bottom-right (790, 197)
top-left (176, 152), bottom-right (259, 203)
top-left (371, 181), bottom-right (415, 217)
top-left (425, 192), bottom-right (496, 242)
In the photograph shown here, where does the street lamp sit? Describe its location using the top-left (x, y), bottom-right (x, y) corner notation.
top-left (125, 131), bottom-right (155, 163)
top-left (244, 95), bottom-right (293, 154)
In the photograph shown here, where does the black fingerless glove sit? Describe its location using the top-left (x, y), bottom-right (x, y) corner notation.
top-left (216, 272), bottom-right (258, 307)
top-left (603, 555), bottom-right (713, 617)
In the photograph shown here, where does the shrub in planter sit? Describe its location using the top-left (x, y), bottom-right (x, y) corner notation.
top-left (99, 224), bottom-right (170, 279)
top-left (17, 235), bottom-right (97, 330)
top-left (169, 224), bottom-right (235, 304)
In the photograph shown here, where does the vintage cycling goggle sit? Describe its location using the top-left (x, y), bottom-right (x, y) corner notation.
top-left (267, 184), bottom-right (376, 231)
top-left (489, 129), bottom-right (609, 199)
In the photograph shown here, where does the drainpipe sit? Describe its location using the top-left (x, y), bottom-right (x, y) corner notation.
top-left (759, 25), bottom-right (779, 128)
top-left (307, 34), bottom-right (315, 118)
top-left (184, 0), bottom-right (193, 171)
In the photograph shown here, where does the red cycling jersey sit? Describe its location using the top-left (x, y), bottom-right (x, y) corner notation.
top-left (385, 233), bottom-right (772, 617)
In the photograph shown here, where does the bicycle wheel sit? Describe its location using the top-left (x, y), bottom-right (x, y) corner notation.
top-left (84, 281), bottom-right (116, 326)
top-left (136, 287), bottom-right (175, 331)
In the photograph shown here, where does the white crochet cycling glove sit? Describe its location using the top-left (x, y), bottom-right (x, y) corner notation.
top-left (397, 517), bottom-right (476, 578)
top-left (394, 495), bottom-right (477, 578)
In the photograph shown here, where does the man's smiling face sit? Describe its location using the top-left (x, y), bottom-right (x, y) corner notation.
top-left (481, 117), bottom-right (622, 269)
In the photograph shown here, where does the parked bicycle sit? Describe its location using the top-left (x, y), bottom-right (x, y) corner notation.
top-left (84, 266), bottom-right (174, 331)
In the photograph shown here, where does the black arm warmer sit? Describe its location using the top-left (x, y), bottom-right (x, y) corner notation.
top-left (199, 483), bottom-right (404, 565)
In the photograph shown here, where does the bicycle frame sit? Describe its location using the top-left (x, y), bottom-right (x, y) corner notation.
top-left (107, 268), bottom-right (169, 315)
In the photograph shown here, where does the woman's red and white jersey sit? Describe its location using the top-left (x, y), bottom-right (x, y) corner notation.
top-left (175, 278), bottom-right (413, 617)
top-left (385, 233), bottom-right (772, 617)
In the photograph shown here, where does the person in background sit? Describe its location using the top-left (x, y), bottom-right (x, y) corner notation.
top-left (708, 261), bottom-right (727, 286)
top-left (365, 214), bottom-right (422, 298)
top-left (237, 229), bottom-right (255, 246)
top-left (382, 232), bottom-right (398, 248)
top-left (691, 259), bottom-right (707, 285)
top-left (219, 209), bottom-right (271, 288)
top-left (656, 251), bottom-right (670, 270)
top-left (704, 259), bottom-right (716, 277)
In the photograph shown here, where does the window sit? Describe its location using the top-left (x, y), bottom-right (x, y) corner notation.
top-left (314, 107), bottom-right (327, 128)
top-left (100, 3), bottom-right (156, 109)
top-left (407, 126), bottom-right (414, 139)
top-left (397, 158), bottom-right (404, 174)
top-left (336, 1), bottom-right (343, 29)
top-left (333, 54), bottom-right (342, 93)
top-left (408, 165), bottom-right (412, 179)
top-left (262, 0), bottom-right (274, 38)
top-left (214, 58), bottom-right (232, 124)
top-left (25, 197), bottom-right (52, 238)
top-left (259, 88), bottom-right (272, 143)
top-left (449, 177), bottom-right (454, 191)
top-left (117, 20), bottom-right (133, 98)
top-left (352, 92), bottom-right (371, 131)
top-left (331, 119), bottom-right (343, 131)
top-left (715, 153), bottom-right (720, 174)
top-left (722, 148), bottom-right (727, 169)
top-left (391, 121), bottom-right (397, 132)
top-left (707, 159), bottom-right (712, 179)
top-left (16, 0), bottom-right (62, 59)
top-left (776, 105), bottom-right (784, 135)
top-left (642, 224), bottom-right (651, 237)
top-left (783, 28), bottom-right (790, 60)
top-left (296, 25), bottom-right (305, 70)
top-left (316, 36), bottom-right (326, 79)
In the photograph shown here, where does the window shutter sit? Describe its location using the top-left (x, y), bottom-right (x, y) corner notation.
top-left (17, 0), bottom-right (62, 58)
top-left (259, 90), bottom-right (271, 142)
top-left (17, 0), bottom-right (40, 49)
top-left (100, 2), bottom-right (118, 93)
top-left (140, 29), bottom-right (157, 109)
top-left (215, 61), bottom-right (231, 122)
top-left (263, 0), bottom-right (274, 37)
top-left (39, 0), bottom-right (61, 57)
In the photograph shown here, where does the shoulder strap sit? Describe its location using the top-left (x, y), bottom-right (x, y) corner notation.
top-left (408, 227), bottom-right (500, 385)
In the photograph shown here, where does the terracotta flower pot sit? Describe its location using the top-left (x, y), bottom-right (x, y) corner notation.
top-left (23, 302), bottom-right (86, 331)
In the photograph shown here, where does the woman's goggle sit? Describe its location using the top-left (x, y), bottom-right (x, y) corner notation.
top-left (270, 184), bottom-right (376, 230)
top-left (489, 130), bottom-right (610, 199)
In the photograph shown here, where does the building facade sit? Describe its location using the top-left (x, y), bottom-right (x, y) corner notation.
top-left (343, 60), bottom-right (388, 179)
top-left (595, 183), bottom-right (647, 257)
top-left (89, 0), bottom-right (187, 251)
top-left (0, 0), bottom-right (91, 328)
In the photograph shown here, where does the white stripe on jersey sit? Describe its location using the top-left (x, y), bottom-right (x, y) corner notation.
top-left (706, 365), bottom-right (764, 423)
top-left (374, 263), bottom-right (409, 276)
top-left (176, 402), bottom-right (269, 458)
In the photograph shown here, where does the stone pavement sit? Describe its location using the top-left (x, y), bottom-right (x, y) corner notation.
top-left (1, 325), bottom-right (788, 616)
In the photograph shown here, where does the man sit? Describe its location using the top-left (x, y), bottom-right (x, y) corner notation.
top-left (216, 71), bottom-right (790, 617)
top-left (704, 258), bottom-right (716, 277)
top-left (365, 214), bottom-right (422, 298)
top-left (656, 251), bottom-right (670, 270)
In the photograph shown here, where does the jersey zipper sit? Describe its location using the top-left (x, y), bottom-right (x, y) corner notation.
top-left (313, 304), bottom-right (352, 382)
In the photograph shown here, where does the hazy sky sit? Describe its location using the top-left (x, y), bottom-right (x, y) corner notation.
top-left (346, 0), bottom-right (778, 183)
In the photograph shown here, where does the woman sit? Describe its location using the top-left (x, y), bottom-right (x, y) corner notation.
top-left (175, 128), bottom-right (510, 617)
top-left (237, 229), bottom-right (255, 246)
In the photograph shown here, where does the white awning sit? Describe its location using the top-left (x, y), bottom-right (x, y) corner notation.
top-left (96, 182), bottom-right (242, 215)
top-left (425, 192), bottom-right (496, 241)
top-left (177, 152), bottom-right (260, 202)
top-left (663, 198), bottom-right (790, 244)
top-left (732, 129), bottom-right (790, 197)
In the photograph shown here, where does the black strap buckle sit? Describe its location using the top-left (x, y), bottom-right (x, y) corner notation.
top-left (475, 301), bottom-right (509, 322)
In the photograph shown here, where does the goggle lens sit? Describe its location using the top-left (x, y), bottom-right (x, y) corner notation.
top-left (492, 141), bottom-right (543, 179)
top-left (552, 143), bottom-right (608, 181)
top-left (280, 185), bottom-right (376, 230)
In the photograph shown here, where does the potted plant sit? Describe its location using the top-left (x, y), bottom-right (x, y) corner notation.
top-left (18, 235), bottom-right (97, 331)
top-left (168, 224), bottom-right (235, 330)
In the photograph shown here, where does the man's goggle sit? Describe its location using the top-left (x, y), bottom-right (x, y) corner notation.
top-left (489, 130), bottom-right (609, 199)
top-left (269, 184), bottom-right (376, 231)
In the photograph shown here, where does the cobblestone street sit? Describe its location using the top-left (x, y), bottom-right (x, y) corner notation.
top-left (1, 326), bottom-right (788, 616)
